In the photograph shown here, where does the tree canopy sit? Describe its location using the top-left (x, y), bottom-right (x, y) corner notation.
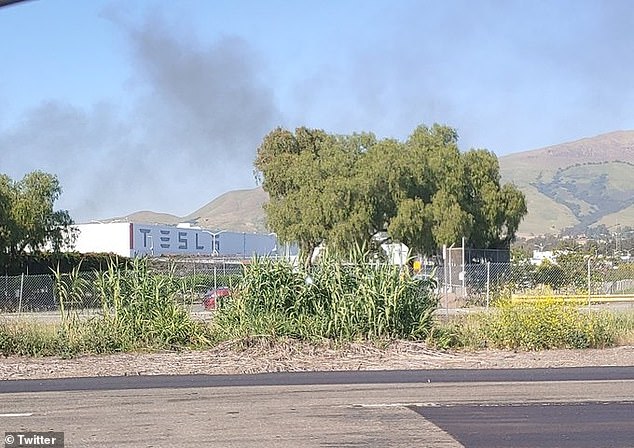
top-left (255, 124), bottom-right (527, 262)
top-left (0, 171), bottom-right (75, 264)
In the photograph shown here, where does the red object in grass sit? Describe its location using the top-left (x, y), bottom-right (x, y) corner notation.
top-left (203, 287), bottom-right (231, 310)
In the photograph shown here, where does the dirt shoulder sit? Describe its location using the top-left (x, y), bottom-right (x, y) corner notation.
top-left (1, 341), bottom-right (633, 380)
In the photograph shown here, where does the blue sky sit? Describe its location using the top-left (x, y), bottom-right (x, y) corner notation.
top-left (1, 0), bottom-right (633, 222)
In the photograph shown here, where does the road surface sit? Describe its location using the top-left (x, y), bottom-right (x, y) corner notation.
top-left (1, 367), bottom-right (633, 447)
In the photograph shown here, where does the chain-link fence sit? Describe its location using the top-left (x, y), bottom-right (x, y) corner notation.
top-left (3, 255), bottom-right (633, 315)
top-left (148, 257), bottom-right (246, 291)
top-left (0, 271), bottom-right (106, 314)
top-left (462, 259), bottom-right (634, 306)
top-left (439, 246), bottom-right (512, 300)
top-left (1, 273), bottom-right (57, 312)
top-left (0, 258), bottom-right (246, 315)
top-left (431, 245), bottom-right (634, 306)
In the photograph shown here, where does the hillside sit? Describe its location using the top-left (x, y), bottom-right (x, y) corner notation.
top-left (109, 131), bottom-right (634, 236)
top-left (110, 187), bottom-right (269, 232)
top-left (183, 187), bottom-right (269, 232)
top-left (122, 211), bottom-right (182, 226)
top-left (500, 130), bottom-right (634, 184)
top-left (500, 130), bottom-right (634, 235)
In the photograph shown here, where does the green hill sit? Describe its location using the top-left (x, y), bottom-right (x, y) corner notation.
top-left (500, 130), bottom-right (634, 235)
top-left (108, 130), bottom-right (634, 236)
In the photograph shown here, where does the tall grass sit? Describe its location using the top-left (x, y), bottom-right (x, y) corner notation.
top-left (213, 254), bottom-right (438, 342)
top-left (52, 263), bottom-right (90, 352)
top-left (0, 321), bottom-right (61, 357)
top-left (93, 258), bottom-right (211, 350)
top-left (606, 309), bottom-right (634, 346)
top-left (1, 258), bottom-right (212, 357)
top-left (3, 256), bottom-right (633, 357)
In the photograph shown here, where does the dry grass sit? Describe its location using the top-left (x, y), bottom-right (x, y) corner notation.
top-left (2, 338), bottom-right (633, 380)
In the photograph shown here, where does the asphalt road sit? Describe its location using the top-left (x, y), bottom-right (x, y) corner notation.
top-left (413, 401), bottom-right (634, 448)
top-left (1, 367), bottom-right (633, 447)
top-left (2, 366), bottom-right (633, 393)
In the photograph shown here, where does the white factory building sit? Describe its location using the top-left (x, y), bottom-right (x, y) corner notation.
top-left (71, 222), bottom-right (290, 258)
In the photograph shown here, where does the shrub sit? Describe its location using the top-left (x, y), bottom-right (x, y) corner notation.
top-left (0, 321), bottom-right (60, 356)
top-left (213, 255), bottom-right (438, 342)
top-left (444, 297), bottom-right (615, 350)
top-left (93, 258), bottom-right (211, 350)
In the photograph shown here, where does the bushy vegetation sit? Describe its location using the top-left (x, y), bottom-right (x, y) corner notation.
top-left (213, 256), bottom-right (438, 341)
top-left (480, 298), bottom-right (613, 349)
top-left (1, 258), bottom-right (212, 357)
top-left (255, 124), bottom-right (526, 264)
top-left (2, 257), bottom-right (634, 358)
top-left (0, 171), bottom-right (74, 268)
top-left (430, 298), bottom-right (629, 350)
top-left (2, 251), bottom-right (129, 276)
top-left (2, 255), bottom-right (438, 356)
top-left (91, 258), bottom-right (212, 350)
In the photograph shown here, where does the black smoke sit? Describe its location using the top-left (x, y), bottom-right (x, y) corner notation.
top-left (0, 10), bottom-right (280, 221)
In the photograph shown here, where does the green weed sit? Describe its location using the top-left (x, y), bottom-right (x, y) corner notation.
top-left (213, 253), bottom-right (438, 342)
top-left (429, 298), bottom-right (621, 350)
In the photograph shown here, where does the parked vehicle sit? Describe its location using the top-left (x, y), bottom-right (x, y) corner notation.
top-left (202, 286), bottom-right (231, 310)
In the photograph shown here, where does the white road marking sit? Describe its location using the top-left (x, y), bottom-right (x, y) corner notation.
top-left (349, 402), bottom-right (440, 408)
top-left (0, 412), bottom-right (33, 417)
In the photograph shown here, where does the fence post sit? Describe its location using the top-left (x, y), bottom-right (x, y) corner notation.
top-left (461, 237), bottom-right (466, 297)
top-left (18, 272), bottom-right (24, 315)
top-left (442, 245), bottom-right (448, 315)
top-left (486, 261), bottom-right (491, 309)
top-left (587, 257), bottom-right (591, 306)
top-left (213, 265), bottom-right (217, 291)
top-left (448, 257), bottom-right (453, 295)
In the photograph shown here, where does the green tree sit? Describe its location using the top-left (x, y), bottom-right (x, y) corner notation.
top-left (358, 137), bottom-right (407, 237)
top-left (255, 127), bottom-right (372, 264)
top-left (255, 124), bottom-right (527, 260)
top-left (554, 244), bottom-right (590, 290)
top-left (0, 174), bottom-right (13, 256)
top-left (367, 124), bottom-right (525, 254)
top-left (462, 149), bottom-right (527, 249)
top-left (535, 259), bottom-right (567, 290)
top-left (361, 124), bottom-right (470, 253)
top-left (387, 198), bottom-right (434, 254)
top-left (0, 171), bottom-right (75, 262)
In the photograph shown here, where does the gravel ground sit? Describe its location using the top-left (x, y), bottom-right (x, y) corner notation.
top-left (1, 341), bottom-right (633, 380)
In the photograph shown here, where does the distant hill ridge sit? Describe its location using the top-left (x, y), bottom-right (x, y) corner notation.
top-left (501, 130), bottom-right (634, 166)
top-left (110, 187), bottom-right (269, 233)
top-left (500, 130), bottom-right (634, 235)
top-left (108, 130), bottom-right (634, 236)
